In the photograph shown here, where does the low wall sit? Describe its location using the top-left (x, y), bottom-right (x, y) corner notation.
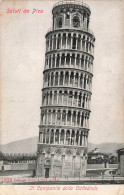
top-left (87, 164), bottom-right (104, 169)
top-left (0, 163), bottom-right (36, 171)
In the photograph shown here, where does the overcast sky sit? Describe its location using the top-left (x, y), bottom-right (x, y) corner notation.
top-left (1, 0), bottom-right (124, 145)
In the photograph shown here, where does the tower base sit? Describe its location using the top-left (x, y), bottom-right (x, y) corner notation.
top-left (36, 144), bottom-right (87, 178)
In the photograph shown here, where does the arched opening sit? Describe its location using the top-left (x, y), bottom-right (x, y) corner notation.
top-left (67, 110), bottom-right (71, 125)
top-left (72, 54), bottom-right (75, 65)
top-left (68, 33), bottom-right (71, 49)
top-left (76, 54), bottom-right (80, 67)
top-left (52, 54), bottom-right (55, 68)
top-left (61, 53), bottom-right (65, 66)
top-left (57, 34), bottom-right (61, 49)
top-left (56, 54), bottom-right (60, 67)
top-left (49, 55), bottom-right (51, 69)
top-left (60, 72), bottom-right (63, 85)
top-left (63, 91), bottom-right (67, 105)
top-left (62, 110), bottom-right (66, 125)
top-left (55, 72), bottom-right (58, 86)
top-left (73, 16), bottom-right (80, 27)
top-left (65, 72), bottom-right (69, 85)
top-left (62, 33), bottom-right (66, 48)
top-left (66, 53), bottom-right (70, 65)
top-left (77, 34), bottom-right (81, 50)
top-left (53, 35), bottom-right (56, 50)
top-left (57, 17), bottom-right (62, 28)
top-left (50, 36), bottom-right (52, 50)
top-left (72, 34), bottom-right (76, 49)
top-left (51, 73), bottom-right (54, 86)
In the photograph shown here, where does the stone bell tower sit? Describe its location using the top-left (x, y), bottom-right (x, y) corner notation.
top-left (36, 1), bottom-right (95, 178)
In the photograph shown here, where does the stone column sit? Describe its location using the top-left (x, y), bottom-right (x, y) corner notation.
top-left (85, 115), bottom-right (88, 128)
top-left (85, 95), bottom-right (87, 109)
top-left (64, 130), bottom-right (66, 144)
top-left (86, 135), bottom-right (88, 147)
top-left (90, 78), bottom-right (92, 91)
top-left (49, 130), bottom-right (51, 144)
top-left (74, 130), bottom-right (77, 145)
top-left (51, 36), bottom-right (53, 50)
top-left (59, 130), bottom-right (61, 144)
top-left (50, 153), bottom-right (54, 177)
top-left (61, 154), bottom-right (65, 177)
top-left (82, 133), bottom-right (85, 146)
top-left (55, 54), bottom-right (57, 68)
top-left (80, 93), bottom-right (83, 108)
top-left (65, 110), bottom-right (68, 125)
top-left (84, 135), bottom-right (86, 146)
top-left (60, 109), bottom-right (62, 123)
top-left (60, 53), bottom-right (62, 66)
top-left (57, 91), bottom-right (59, 104)
top-left (79, 56), bottom-right (82, 68)
top-left (60, 34), bottom-right (62, 48)
top-left (74, 54), bottom-right (76, 67)
top-left (44, 131), bottom-right (47, 144)
top-left (71, 35), bottom-right (73, 49)
top-left (68, 71), bottom-right (71, 86)
top-left (84, 39), bottom-right (86, 52)
top-left (78, 73), bottom-right (81, 88)
top-left (55, 110), bottom-right (57, 125)
top-left (63, 72), bottom-right (65, 85)
top-left (53, 73), bottom-right (55, 86)
top-left (48, 38), bottom-right (50, 51)
top-left (70, 54), bottom-right (72, 66)
top-left (62, 92), bottom-right (64, 105)
top-left (71, 112), bottom-right (73, 126)
top-left (78, 131), bottom-right (81, 146)
top-left (88, 97), bottom-right (91, 110)
top-left (75, 111), bottom-right (78, 126)
top-left (65, 34), bottom-right (67, 48)
top-left (56, 36), bottom-right (58, 50)
top-left (80, 39), bottom-right (83, 51)
top-left (69, 129), bottom-right (72, 145)
top-left (72, 155), bottom-right (76, 177)
top-left (41, 152), bottom-right (45, 177)
top-left (80, 155), bottom-right (84, 177)
top-left (76, 36), bottom-right (78, 50)
top-left (53, 130), bottom-right (55, 144)
top-left (46, 110), bottom-right (48, 124)
top-left (55, 72), bottom-right (58, 86)
top-left (73, 72), bottom-right (76, 87)
top-left (82, 75), bottom-right (85, 89)
top-left (41, 132), bottom-right (43, 143)
top-left (52, 91), bottom-right (54, 105)
top-left (72, 92), bottom-right (75, 106)
top-left (67, 91), bottom-right (69, 106)
top-left (80, 113), bottom-right (82, 127)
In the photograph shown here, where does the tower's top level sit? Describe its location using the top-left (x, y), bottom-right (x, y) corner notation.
top-left (52, 1), bottom-right (91, 14)
top-left (51, 1), bottom-right (91, 32)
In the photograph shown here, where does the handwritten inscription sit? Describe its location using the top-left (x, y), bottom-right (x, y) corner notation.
top-left (6, 9), bottom-right (43, 14)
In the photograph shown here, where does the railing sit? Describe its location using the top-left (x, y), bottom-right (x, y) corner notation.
top-left (47, 27), bottom-right (94, 36)
top-left (53, 1), bottom-right (90, 11)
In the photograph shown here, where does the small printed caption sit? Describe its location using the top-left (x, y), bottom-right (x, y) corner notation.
top-left (29, 185), bottom-right (98, 191)
top-left (6, 9), bottom-right (43, 14)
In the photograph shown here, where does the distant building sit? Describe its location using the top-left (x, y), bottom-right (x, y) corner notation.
top-left (87, 148), bottom-right (109, 167)
top-left (117, 148), bottom-right (124, 176)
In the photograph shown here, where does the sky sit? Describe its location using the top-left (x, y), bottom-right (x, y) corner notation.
top-left (1, 0), bottom-right (124, 145)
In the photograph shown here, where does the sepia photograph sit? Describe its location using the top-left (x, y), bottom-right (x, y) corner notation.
top-left (0, 0), bottom-right (124, 192)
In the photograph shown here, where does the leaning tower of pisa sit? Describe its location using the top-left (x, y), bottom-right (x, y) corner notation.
top-left (36, 1), bottom-right (95, 178)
